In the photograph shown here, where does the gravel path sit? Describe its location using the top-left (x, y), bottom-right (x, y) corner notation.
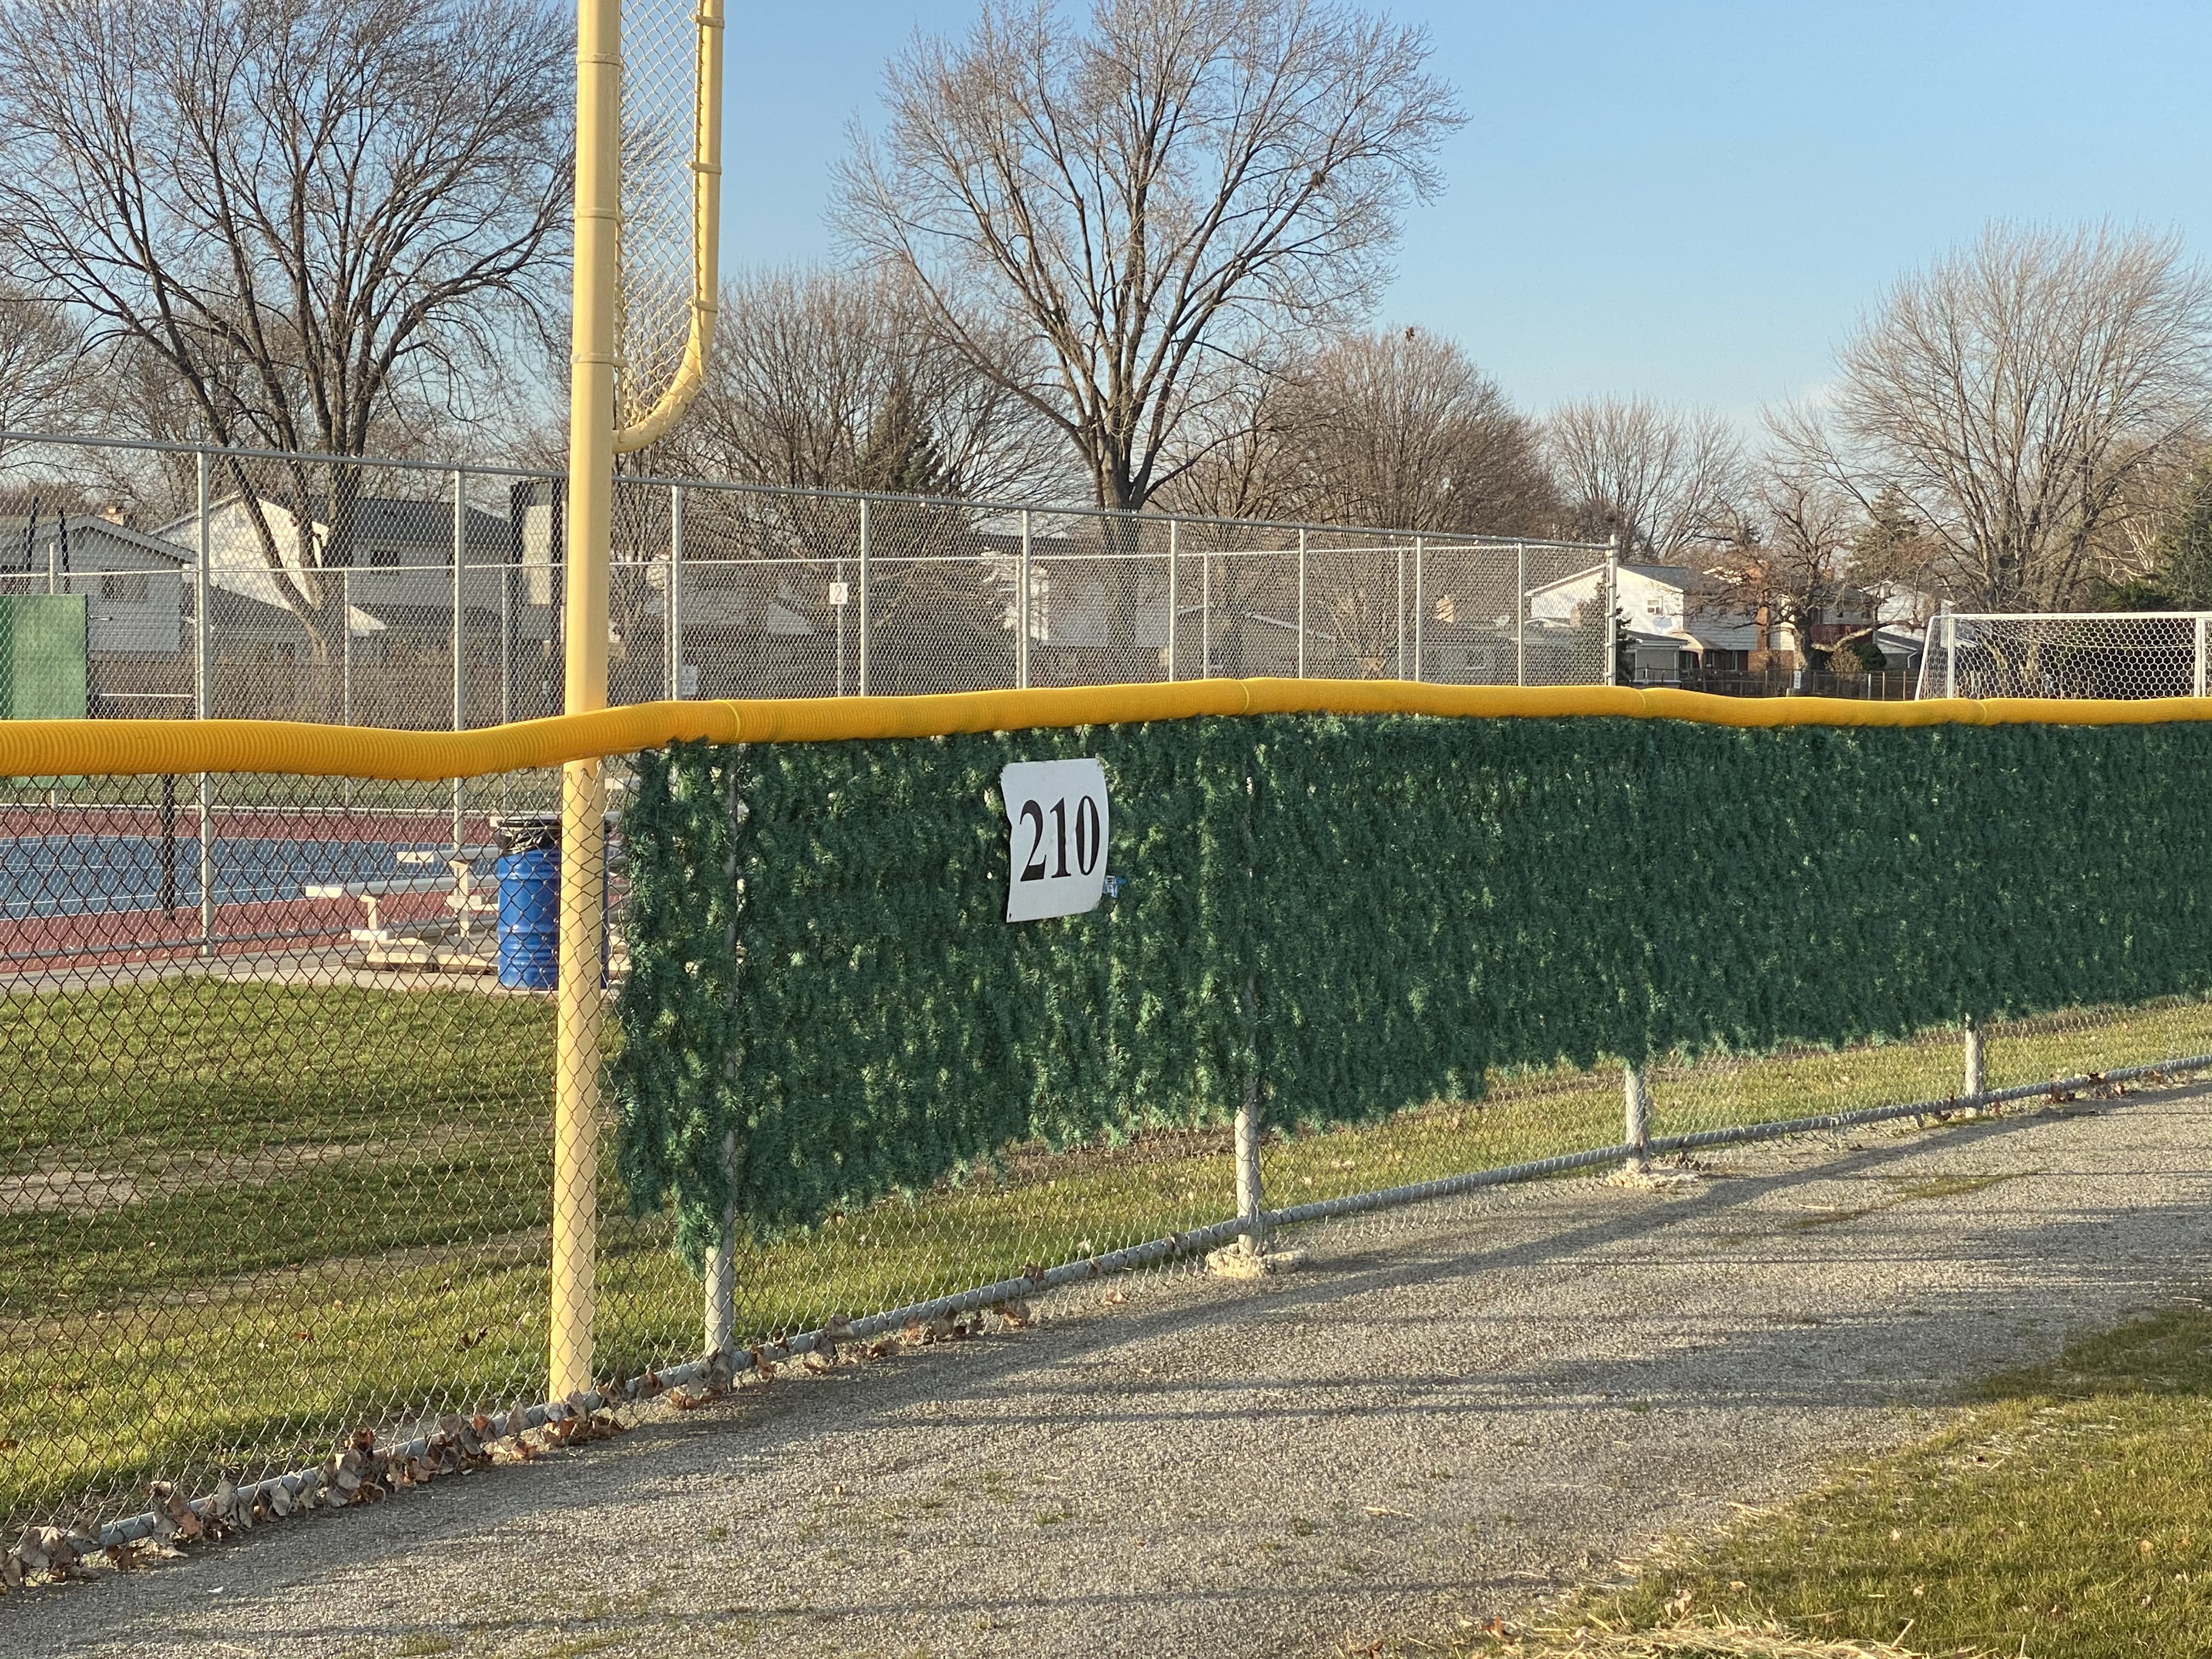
top-left (15, 1082), bottom-right (2211, 1659)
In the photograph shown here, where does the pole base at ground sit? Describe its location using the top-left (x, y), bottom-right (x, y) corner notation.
top-left (1205, 1242), bottom-right (1308, 1279)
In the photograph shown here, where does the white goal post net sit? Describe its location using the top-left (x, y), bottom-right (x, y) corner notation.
top-left (1917, 611), bottom-right (2212, 701)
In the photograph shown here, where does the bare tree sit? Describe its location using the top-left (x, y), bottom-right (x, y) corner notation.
top-left (663, 267), bottom-right (1066, 502)
top-left (640, 268), bottom-right (1074, 696)
top-left (1704, 461), bottom-right (1862, 669)
top-left (1795, 222), bottom-right (2212, 611)
top-left (837, 0), bottom-right (1463, 514)
top-left (0, 283), bottom-right (84, 445)
top-left (1156, 326), bottom-right (1556, 680)
top-left (0, 0), bottom-right (570, 656)
top-left (1545, 397), bottom-right (1745, 561)
top-left (1278, 326), bottom-right (1555, 533)
top-left (1149, 364), bottom-right (1310, 524)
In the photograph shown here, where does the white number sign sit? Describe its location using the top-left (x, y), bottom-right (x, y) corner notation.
top-left (1001, 759), bottom-right (1109, 923)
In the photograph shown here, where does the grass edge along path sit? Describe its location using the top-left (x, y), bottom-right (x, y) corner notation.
top-left (1443, 1308), bottom-right (2212, 1659)
top-left (7, 994), bottom-right (2212, 1537)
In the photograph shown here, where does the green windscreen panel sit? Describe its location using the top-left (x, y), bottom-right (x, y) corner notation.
top-left (0, 595), bottom-right (89, 719)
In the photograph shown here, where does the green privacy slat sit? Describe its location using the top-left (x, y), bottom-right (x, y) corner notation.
top-left (616, 715), bottom-right (2212, 1250)
top-left (0, 595), bottom-right (88, 720)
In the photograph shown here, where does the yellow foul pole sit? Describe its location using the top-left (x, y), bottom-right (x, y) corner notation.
top-left (552, 0), bottom-right (619, 1401)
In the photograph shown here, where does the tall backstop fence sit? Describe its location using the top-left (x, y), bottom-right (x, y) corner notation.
top-left (4, 682), bottom-right (2212, 1579)
top-left (0, 431), bottom-right (1612, 730)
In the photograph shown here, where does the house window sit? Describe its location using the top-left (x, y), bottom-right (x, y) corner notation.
top-left (99, 572), bottom-right (151, 603)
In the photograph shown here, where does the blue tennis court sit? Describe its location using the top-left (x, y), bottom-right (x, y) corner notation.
top-left (0, 836), bottom-right (472, 919)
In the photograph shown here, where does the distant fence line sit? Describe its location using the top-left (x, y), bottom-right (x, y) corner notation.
top-left (1921, 608), bottom-right (2212, 701)
top-left (0, 431), bottom-right (1615, 727)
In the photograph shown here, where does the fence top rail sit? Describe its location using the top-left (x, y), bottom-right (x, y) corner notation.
top-left (634, 470), bottom-right (1610, 550)
top-left (0, 428), bottom-right (1608, 555)
top-left (1947, 610), bottom-right (2212, 624)
top-left (3, 680), bottom-right (2211, 782)
top-left (0, 428), bottom-right (558, 483)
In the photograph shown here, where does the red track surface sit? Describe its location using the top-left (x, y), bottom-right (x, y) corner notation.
top-left (0, 805), bottom-right (498, 975)
top-left (0, 889), bottom-right (459, 975)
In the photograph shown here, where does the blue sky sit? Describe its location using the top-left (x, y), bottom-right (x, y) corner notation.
top-left (720, 2), bottom-right (2212, 424)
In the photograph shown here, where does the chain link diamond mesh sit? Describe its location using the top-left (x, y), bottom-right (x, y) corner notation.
top-left (614, 0), bottom-right (711, 435)
top-left (1929, 611), bottom-right (2212, 700)
top-left (0, 770), bottom-right (579, 1537)
top-left (0, 436), bottom-right (1618, 731)
top-left (0, 742), bottom-right (2208, 1572)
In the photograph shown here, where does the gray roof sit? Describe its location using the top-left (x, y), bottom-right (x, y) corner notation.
top-left (0, 515), bottom-right (193, 570)
top-left (157, 493), bottom-right (514, 558)
top-left (1617, 562), bottom-right (1725, 593)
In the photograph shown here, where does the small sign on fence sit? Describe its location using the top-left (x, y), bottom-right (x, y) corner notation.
top-left (1001, 759), bottom-right (1110, 922)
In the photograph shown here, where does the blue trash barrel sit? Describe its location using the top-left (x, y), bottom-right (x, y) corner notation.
top-left (493, 815), bottom-right (561, 990)
top-left (495, 847), bottom-right (559, 989)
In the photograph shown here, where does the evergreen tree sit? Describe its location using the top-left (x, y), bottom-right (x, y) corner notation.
top-left (850, 378), bottom-right (948, 497)
top-left (846, 377), bottom-right (994, 693)
top-left (1849, 485), bottom-right (1934, 588)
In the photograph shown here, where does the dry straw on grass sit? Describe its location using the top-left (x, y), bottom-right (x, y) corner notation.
top-left (1503, 1616), bottom-right (1981, 1658)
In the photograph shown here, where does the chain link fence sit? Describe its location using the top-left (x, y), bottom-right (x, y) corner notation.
top-left (0, 432), bottom-right (1613, 728)
top-left (1919, 609), bottom-right (2212, 699)
top-left (8, 433), bottom-right (2212, 1579)
top-left (1, 751), bottom-right (2208, 1562)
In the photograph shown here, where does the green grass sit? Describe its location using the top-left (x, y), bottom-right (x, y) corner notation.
top-left (4, 978), bottom-right (2211, 1536)
top-left (0, 979), bottom-right (555, 1156)
top-left (1497, 1308), bottom-right (2212, 1659)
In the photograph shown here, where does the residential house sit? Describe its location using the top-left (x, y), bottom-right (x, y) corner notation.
top-left (0, 515), bottom-right (191, 657)
top-left (0, 514), bottom-right (332, 714)
top-left (1529, 563), bottom-right (1761, 681)
top-left (1530, 562), bottom-right (1927, 684)
top-left (145, 488), bottom-right (565, 723)
top-left (156, 491), bottom-right (526, 631)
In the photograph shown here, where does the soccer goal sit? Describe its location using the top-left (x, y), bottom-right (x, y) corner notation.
top-left (1917, 610), bottom-right (2212, 700)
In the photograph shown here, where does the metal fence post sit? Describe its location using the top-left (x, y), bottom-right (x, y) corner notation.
top-left (1165, 517), bottom-right (1178, 684)
top-left (452, 468), bottom-right (466, 850)
top-left (341, 569), bottom-right (352, 725)
top-left (1395, 539), bottom-right (1406, 676)
top-left (499, 528), bottom-right (514, 725)
top-left (1604, 535), bottom-right (1620, 687)
top-left (195, 449), bottom-right (215, 959)
top-left (194, 451), bottom-right (212, 716)
top-left (704, 1152), bottom-right (736, 1360)
top-left (832, 554), bottom-right (847, 696)
top-left (452, 469), bottom-right (467, 727)
top-left (668, 483), bottom-right (686, 698)
top-left (1412, 535), bottom-right (1424, 682)
top-left (1235, 1076), bottom-right (1265, 1257)
top-left (1963, 1017), bottom-right (1984, 1101)
top-left (1296, 528), bottom-right (1307, 679)
top-left (1200, 531), bottom-right (1212, 676)
top-left (1623, 1064), bottom-right (1650, 1172)
top-left (856, 496), bottom-right (871, 697)
top-left (704, 1214), bottom-right (736, 1359)
top-left (1515, 540), bottom-right (1528, 687)
top-left (1018, 507), bottom-right (1031, 691)
top-left (703, 760), bottom-right (744, 1358)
